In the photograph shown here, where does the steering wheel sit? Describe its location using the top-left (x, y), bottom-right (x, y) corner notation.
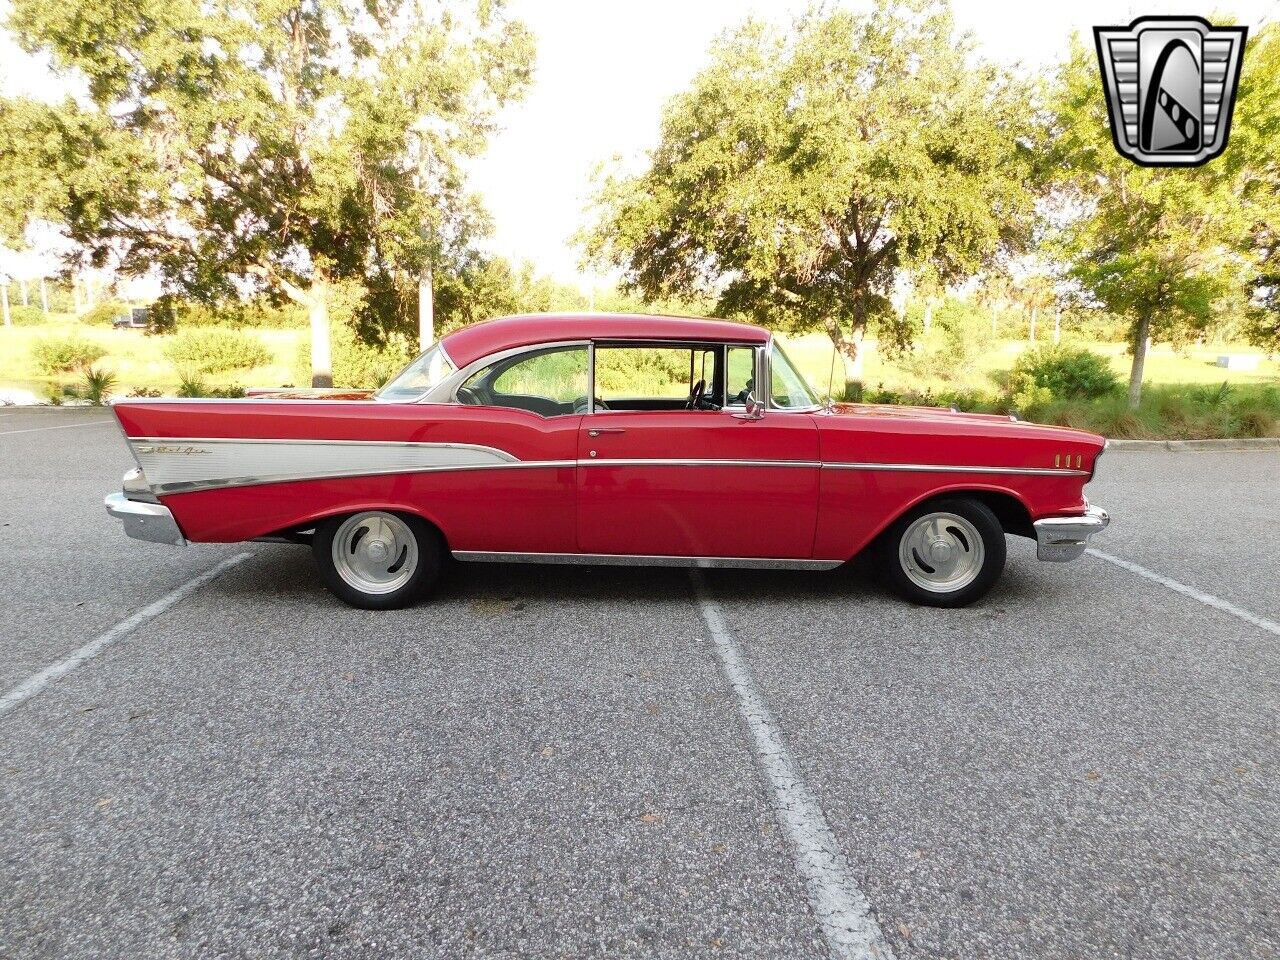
top-left (573, 396), bottom-right (609, 413)
top-left (685, 379), bottom-right (707, 410)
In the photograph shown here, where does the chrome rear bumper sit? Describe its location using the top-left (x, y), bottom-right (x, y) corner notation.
top-left (104, 492), bottom-right (187, 546)
top-left (1034, 505), bottom-right (1109, 562)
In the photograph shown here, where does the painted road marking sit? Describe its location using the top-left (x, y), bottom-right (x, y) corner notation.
top-left (692, 571), bottom-right (895, 960)
top-left (1088, 548), bottom-right (1280, 638)
top-left (0, 419), bottom-right (111, 437)
top-left (0, 553), bottom-right (252, 717)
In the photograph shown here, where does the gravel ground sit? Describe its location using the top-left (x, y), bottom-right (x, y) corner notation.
top-left (1, 409), bottom-right (1276, 959)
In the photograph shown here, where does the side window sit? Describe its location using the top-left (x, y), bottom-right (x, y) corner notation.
top-left (457, 346), bottom-right (588, 416)
top-left (726, 347), bottom-right (755, 406)
top-left (594, 345), bottom-right (721, 410)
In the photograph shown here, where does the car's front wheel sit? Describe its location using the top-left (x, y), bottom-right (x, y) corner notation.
top-left (312, 510), bottom-right (443, 609)
top-left (879, 497), bottom-right (1006, 607)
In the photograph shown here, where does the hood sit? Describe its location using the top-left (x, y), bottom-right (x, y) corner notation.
top-left (243, 388), bottom-right (376, 401)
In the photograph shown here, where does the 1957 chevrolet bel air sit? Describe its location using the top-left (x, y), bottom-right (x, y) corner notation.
top-left (105, 313), bottom-right (1110, 609)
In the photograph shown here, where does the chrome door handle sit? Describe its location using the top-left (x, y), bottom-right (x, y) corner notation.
top-left (588, 428), bottom-right (626, 437)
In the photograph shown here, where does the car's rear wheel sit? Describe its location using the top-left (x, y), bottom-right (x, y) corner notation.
top-left (879, 497), bottom-right (1005, 607)
top-left (312, 510), bottom-right (443, 609)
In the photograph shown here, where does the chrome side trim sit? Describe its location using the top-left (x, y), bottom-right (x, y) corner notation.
top-left (580, 458), bottom-right (821, 469)
top-left (148, 461), bottom-right (578, 495)
top-left (823, 462), bottom-right (1090, 477)
top-left (452, 551), bottom-right (843, 570)
top-left (1034, 504), bottom-right (1110, 561)
top-left (104, 492), bottom-right (187, 546)
top-left (129, 437), bottom-right (530, 495)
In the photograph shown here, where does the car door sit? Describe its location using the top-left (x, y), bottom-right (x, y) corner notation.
top-left (576, 343), bottom-right (820, 559)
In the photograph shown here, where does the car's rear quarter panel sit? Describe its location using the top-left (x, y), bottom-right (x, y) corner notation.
top-left (114, 401), bottom-right (581, 549)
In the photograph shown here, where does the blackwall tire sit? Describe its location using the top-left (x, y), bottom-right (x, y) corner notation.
top-left (879, 497), bottom-right (1006, 608)
top-left (312, 511), bottom-right (443, 610)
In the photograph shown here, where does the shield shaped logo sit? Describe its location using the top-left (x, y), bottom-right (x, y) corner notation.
top-left (1094, 16), bottom-right (1247, 167)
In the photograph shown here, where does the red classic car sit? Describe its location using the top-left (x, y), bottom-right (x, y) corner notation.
top-left (105, 313), bottom-right (1109, 608)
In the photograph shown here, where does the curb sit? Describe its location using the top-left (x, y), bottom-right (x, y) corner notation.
top-left (1107, 437), bottom-right (1280, 451)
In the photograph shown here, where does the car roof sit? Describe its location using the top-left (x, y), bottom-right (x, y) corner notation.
top-left (439, 313), bottom-right (769, 368)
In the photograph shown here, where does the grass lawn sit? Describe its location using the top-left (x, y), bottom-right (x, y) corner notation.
top-left (0, 318), bottom-right (304, 399)
top-left (777, 333), bottom-right (1280, 399)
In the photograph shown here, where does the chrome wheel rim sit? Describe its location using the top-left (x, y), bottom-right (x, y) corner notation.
top-left (331, 512), bottom-right (418, 595)
top-left (898, 512), bottom-right (985, 593)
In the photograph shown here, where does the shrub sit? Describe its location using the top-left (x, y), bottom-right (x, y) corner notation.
top-left (292, 321), bottom-right (416, 389)
top-left (176, 369), bottom-right (209, 397)
top-left (6, 304), bottom-right (48, 326)
top-left (81, 300), bottom-right (131, 326)
top-left (30, 333), bottom-right (107, 374)
top-left (1009, 345), bottom-right (1120, 402)
top-left (81, 366), bottom-right (118, 406)
top-left (897, 298), bottom-right (995, 384)
top-left (163, 327), bottom-right (273, 374)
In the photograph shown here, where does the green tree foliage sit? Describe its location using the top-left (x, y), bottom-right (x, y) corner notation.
top-left (1048, 32), bottom-right (1264, 408)
top-left (583, 0), bottom-right (1040, 394)
top-left (1, 0), bottom-right (532, 386)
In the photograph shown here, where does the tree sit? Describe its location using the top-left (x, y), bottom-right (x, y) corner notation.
top-left (1048, 34), bottom-right (1259, 408)
top-left (1, 0), bottom-right (531, 385)
top-left (1228, 23), bottom-right (1280, 352)
top-left (583, 0), bottom-right (1040, 396)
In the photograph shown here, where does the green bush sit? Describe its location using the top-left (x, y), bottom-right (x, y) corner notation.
top-left (164, 327), bottom-right (273, 374)
top-left (81, 300), bottom-right (131, 326)
top-left (898, 298), bottom-right (996, 384)
top-left (6, 304), bottom-right (48, 326)
top-left (1009, 344), bottom-right (1120, 402)
top-left (30, 333), bottom-right (107, 374)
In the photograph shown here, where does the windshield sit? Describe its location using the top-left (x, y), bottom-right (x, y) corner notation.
top-left (769, 342), bottom-right (820, 409)
top-left (375, 344), bottom-right (457, 401)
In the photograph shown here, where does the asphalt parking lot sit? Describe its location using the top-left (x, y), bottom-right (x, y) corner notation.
top-left (1, 407), bottom-right (1277, 960)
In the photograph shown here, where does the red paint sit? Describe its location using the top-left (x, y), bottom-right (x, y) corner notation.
top-left (440, 313), bottom-right (768, 368)
top-left (112, 314), bottom-right (1107, 560)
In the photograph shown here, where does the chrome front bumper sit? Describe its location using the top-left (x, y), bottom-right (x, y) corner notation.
top-left (104, 492), bottom-right (187, 546)
top-left (1034, 505), bottom-right (1109, 562)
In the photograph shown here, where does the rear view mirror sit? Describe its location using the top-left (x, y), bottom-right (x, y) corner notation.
top-left (733, 392), bottom-right (765, 420)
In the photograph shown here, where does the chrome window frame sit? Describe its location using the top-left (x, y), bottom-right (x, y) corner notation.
top-left (765, 337), bottom-right (822, 414)
top-left (420, 340), bottom-right (592, 415)
top-left (373, 342), bottom-right (460, 403)
top-left (587, 339), bottom-right (761, 414)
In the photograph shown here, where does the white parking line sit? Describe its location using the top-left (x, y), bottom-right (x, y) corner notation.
top-left (0, 419), bottom-right (111, 436)
top-left (1087, 548), bottom-right (1280, 638)
top-left (692, 572), bottom-right (895, 960)
top-left (0, 553), bottom-right (252, 717)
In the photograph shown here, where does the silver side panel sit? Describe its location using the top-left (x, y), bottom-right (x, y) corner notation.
top-left (129, 437), bottom-right (537, 496)
top-left (452, 551), bottom-right (843, 570)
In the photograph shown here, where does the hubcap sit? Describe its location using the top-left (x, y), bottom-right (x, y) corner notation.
top-left (331, 512), bottom-right (419, 595)
top-left (898, 512), bottom-right (985, 593)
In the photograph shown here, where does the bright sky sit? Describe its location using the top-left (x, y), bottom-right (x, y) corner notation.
top-left (2, 0), bottom-right (1276, 288)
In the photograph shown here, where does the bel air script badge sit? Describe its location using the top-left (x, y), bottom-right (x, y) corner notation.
top-left (1094, 16), bottom-right (1247, 167)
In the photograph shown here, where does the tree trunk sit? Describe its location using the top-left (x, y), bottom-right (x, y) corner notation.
top-left (2, 283), bottom-right (9, 328)
top-left (418, 263), bottom-right (434, 351)
top-left (72, 275), bottom-right (82, 314)
top-left (825, 320), bottom-right (864, 401)
top-left (1029, 306), bottom-right (1037, 344)
top-left (923, 301), bottom-right (932, 335)
top-left (40, 279), bottom-right (48, 315)
top-left (19, 279), bottom-right (28, 307)
top-left (309, 280), bottom-right (333, 389)
top-left (1127, 313), bottom-right (1151, 410)
top-left (1053, 307), bottom-right (1061, 345)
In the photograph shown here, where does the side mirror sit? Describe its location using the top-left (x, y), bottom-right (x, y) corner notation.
top-left (733, 392), bottom-right (765, 421)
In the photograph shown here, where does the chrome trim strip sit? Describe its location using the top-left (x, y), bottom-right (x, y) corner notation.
top-left (452, 551), bottom-right (843, 570)
top-left (1034, 504), bottom-right (1110, 561)
top-left (148, 461), bottom-right (578, 496)
top-left (104, 492), bottom-right (187, 546)
top-left (823, 462), bottom-right (1090, 477)
top-left (580, 458), bottom-right (821, 469)
top-left (132, 437), bottom-right (519, 458)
